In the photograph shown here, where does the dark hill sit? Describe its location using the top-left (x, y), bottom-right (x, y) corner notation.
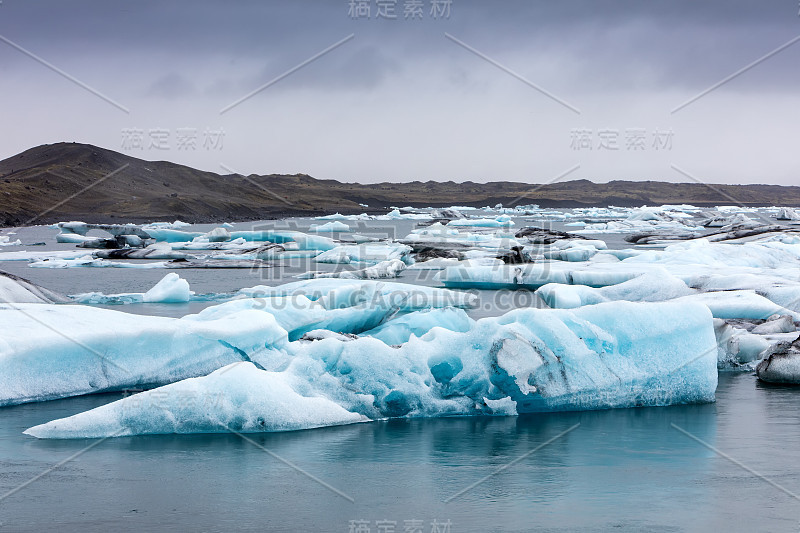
top-left (0, 142), bottom-right (798, 226)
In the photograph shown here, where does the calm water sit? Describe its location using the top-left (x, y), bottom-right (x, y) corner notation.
top-left (2, 375), bottom-right (800, 532)
top-left (2, 217), bottom-right (799, 531)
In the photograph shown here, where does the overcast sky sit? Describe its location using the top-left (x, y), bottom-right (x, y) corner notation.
top-left (1, 0), bottom-right (798, 185)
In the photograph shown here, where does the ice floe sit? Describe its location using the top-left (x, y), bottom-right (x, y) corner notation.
top-left (0, 270), bottom-right (69, 304)
top-left (299, 259), bottom-right (407, 280)
top-left (23, 300), bottom-right (718, 438)
top-left (309, 221), bottom-right (350, 232)
top-left (314, 243), bottom-right (412, 265)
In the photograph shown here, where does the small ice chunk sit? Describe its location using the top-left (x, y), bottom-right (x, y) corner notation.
top-left (143, 273), bottom-right (192, 303)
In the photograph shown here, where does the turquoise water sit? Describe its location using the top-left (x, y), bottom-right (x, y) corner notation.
top-left (2, 375), bottom-right (800, 531)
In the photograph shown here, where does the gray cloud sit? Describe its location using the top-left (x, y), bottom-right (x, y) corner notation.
top-left (0, 0), bottom-right (798, 185)
top-left (146, 72), bottom-right (195, 99)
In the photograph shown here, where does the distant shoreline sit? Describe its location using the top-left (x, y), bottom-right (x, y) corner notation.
top-left (2, 142), bottom-right (799, 227)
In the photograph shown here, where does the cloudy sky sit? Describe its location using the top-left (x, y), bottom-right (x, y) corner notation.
top-left (1, 0), bottom-right (798, 185)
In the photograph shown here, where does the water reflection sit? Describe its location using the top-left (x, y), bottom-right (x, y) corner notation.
top-left (2, 394), bottom-right (720, 532)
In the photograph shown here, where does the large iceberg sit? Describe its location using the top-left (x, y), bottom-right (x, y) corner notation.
top-left (24, 300), bottom-right (718, 438)
top-left (25, 363), bottom-right (367, 438)
top-left (314, 243), bottom-right (412, 265)
top-left (1, 280), bottom-right (482, 406)
top-left (0, 303), bottom-right (288, 406)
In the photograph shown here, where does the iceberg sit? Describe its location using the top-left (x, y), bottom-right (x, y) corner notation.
top-left (756, 336), bottom-right (800, 384)
top-left (314, 243), bottom-right (412, 265)
top-left (56, 222), bottom-right (205, 243)
top-left (437, 264), bottom-right (573, 290)
top-left (30, 256), bottom-right (169, 269)
top-left (228, 230), bottom-right (335, 251)
top-left (142, 220), bottom-right (192, 229)
top-left (0, 249), bottom-right (107, 262)
top-left (93, 242), bottom-right (191, 260)
top-left (622, 239), bottom-right (800, 269)
top-left (309, 221), bottom-right (350, 232)
top-left (238, 279), bottom-right (478, 312)
top-left (674, 291), bottom-right (800, 321)
top-left (204, 227), bottom-right (231, 242)
top-left (375, 209), bottom-right (431, 220)
top-left (0, 235), bottom-right (21, 247)
top-left (776, 207), bottom-right (800, 221)
top-left (540, 240), bottom-right (608, 262)
top-left (714, 319), bottom-right (772, 370)
top-left (536, 271), bottom-right (695, 309)
top-left (400, 224), bottom-right (522, 253)
top-left (447, 216), bottom-right (514, 228)
top-left (56, 233), bottom-right (98, 244)
top-left (0, 270), bottom-right (69, 304)
top-left (0, 303), bottom-right (289, 406)
top-left (536, 273), bottom-right (799, 320)
top-left (143, 273), bottom-right (192, 303)
top-left (299, 259), bottom-right (407, 280)
top-left (24, 362), bottom-right (367, 438)
top-left (135, 228), bottom-right (205, 242)
top-left (24, 300), bottom-right (718, 438)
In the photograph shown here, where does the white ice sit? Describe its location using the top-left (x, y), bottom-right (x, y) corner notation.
top-left (299, 259), bottom-right (407, 280)
top-left (309, 221), bottom-right (350, 232)
top-left (23, 300), bottom-right (718, 438)
top-left (24, 362), bottom-right (367, 438)
top-left (314, 243), bottom-right (412, 265)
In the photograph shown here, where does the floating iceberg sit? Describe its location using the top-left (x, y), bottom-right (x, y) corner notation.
top-left (204, 227), bottom-right (231, 242)
top-left (447, 216), bottom-right (514, 228)
top-left (0, 303), bottom-right (289, 406)
top-left (0, 270), bottom-right (69, 304)
top-left (314, 243), bottom-right (412, 265)
top-left (674, 291), bottom-right (800, 321)
top-left (714, 319), bottom-right (772, 370)
top-left (24, 362), bottom-right (367, 438)
top-left (0, 249), bottom-right (96, 262)
top-left (436, 264), bottom-right (632, 290)
top-left (401, 224), bottom-right (522, 253)
top-left (93, 242), bottom-right (190, 260)
top-left (228, 230), bottom-right (335, 251)
top-left (143, 273), bottom-right (192, 303)
top-left (30, 256), bottom-right (169, 269)
top-left (375, 209), bottom-right (431, 220)
top-left (622, 239), bottom-right (800, 269)
top-left (756, 335), bottom-right (800, 384)
top-left (309, 221), bottom-right (350, 232)
top-left (776, 207), bottom-right (800, 221)
top-left (536, 271), bottom-right (695, 309)
top-left (0, 235), bottom-right (21, 247)
top-left (238, 279), bottom-right (479, 312)
top-left (142, 220), bottom-right (192, 229)
top-left (299, 259), bottom-right (407, 280)
top-left (24, 300), bottom-right (718, 438)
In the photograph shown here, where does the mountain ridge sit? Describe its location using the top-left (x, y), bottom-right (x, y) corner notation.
top-left (1, 142), bottom-right (798, 226)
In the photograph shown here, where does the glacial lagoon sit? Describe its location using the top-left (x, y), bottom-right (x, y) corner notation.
top-left (2, 206), bottom-right (800, 531)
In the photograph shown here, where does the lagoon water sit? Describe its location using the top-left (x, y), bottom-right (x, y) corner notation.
top-left (3, 375), bottom-right (800, 532)
top-left (2, 218), bottom-right (800, 531)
